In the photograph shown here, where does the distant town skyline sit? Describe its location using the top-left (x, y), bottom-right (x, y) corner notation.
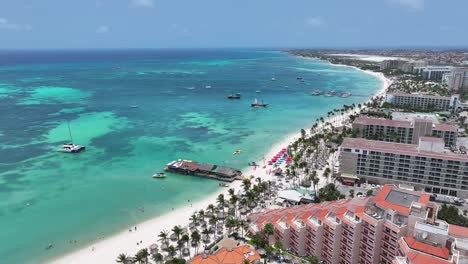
top-left (1, 0), bottom-right (468, 49)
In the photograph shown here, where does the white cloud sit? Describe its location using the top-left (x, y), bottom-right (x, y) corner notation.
top-left (0, 17), bottom-right (32, 31)
top-left (305, 17), bottom-right (324, 27)
top-left (388, 0), bottom-right (425, 10)
top-left (96, 25), bottom-right (110, 34)
top-left (131, 0), bottom-right (154, 8)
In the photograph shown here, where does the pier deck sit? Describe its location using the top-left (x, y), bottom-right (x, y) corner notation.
top-left (164, 159), bottom-right (242, 182)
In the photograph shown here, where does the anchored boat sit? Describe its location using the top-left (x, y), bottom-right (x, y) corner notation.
top-left (340, 92), bottom-right (352, 98)
top-left (310, 90), bottom-right (323, 96)
top-left (251, 98), bottom-right (268, 107)
top-left (58, 122), bottom-right (85, 153)
top-left (152, 172), bottom-right (166, 179)
top-left (227, 93), bottom-right (241, 99)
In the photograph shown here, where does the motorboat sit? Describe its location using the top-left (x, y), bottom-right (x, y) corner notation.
top-left (130, 105), bottom-right (140, 108)
top-left (152, 173), bottom-right (166, 178)
top-left (310, 90), bottom-right (323, 96)
top-left (340, 92), bottom-right (352, 98)
top-left (324, 90), bottom-right (336, 97)
top-left (205, 85), bottom-right (212, 89)
top-left (227, 93), bottom-right (241, 99)
top-left (256, 90), bottom-right (261, 93)
top-left (219, 183), bottom-right (229, 187)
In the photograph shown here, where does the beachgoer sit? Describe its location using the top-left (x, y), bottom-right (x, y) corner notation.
top-left (134, 226), bottom-right (137, 231)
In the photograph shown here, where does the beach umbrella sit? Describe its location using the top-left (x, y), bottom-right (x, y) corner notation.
top-left (149, 244), bottom-right (158, 254)
top-left (257, 248), bottom-right (266, 256)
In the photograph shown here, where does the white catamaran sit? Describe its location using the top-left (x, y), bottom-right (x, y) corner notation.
top-left (58, 122), bottom-right (86, 153)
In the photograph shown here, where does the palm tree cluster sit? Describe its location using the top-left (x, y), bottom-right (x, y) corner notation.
top-left (115, 177), bottom-right (282, 264)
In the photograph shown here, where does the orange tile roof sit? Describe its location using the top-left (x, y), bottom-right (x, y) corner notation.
top-left (403, 237), bottom-right (450, 259)
top-left (398, 239), bottom-right (454, 264)
top-left (190, 245), bottom-right (261, 264)
top-left (374, 185), bottom-right (429, 214)
top-left (448, 224), bottom-right (468, 238)
top-left (215, 245), bottom-right (261, 264)
top-left (190, 254), bottom-right (220, 264)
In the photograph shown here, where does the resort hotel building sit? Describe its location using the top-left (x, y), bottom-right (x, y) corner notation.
top-left (338, 137), bottom-right (468, 198)
top-left (248, 185), bottom-right (468, 264)
top-left (385, 92), bottom-right (459, 112)
top-left (443, 68), bottom-right (468, 94)
top-left (352, 117), bottom-right (458, 147)
top-left (414, 66), bottom-right (453, 81)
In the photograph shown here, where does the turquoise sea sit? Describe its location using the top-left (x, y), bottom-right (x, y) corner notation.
top-left (0, 49), bottom-right (381, 263)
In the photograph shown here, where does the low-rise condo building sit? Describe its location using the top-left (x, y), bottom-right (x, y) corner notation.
top-left (352, 117), bottom-right (457, 147)
top-left (248, 185), bottom-right (468, 264)
top-left (339, 137), bottom-right (468, 198)
top-left (385, 92), bottom-right (459, 112)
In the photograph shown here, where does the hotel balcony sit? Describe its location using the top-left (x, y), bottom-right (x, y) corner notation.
top-left (327, 213), bottom-right (341, 226)
top-left (277, 220), bottom-right (289, 231)
top-left (293, 219), bottom-right (305, 229)
top-left (308, 216), bottom-right (322, 227)
top-left (344, 211), bottom-right (361, 225)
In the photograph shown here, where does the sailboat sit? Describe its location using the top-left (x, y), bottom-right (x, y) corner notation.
top-left (58, 122), bottom-right (86, 153)
top-left (251, 98), bottom-right (268, 107)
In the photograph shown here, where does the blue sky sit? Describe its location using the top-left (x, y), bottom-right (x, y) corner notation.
top-left (0, 0), bottom-right (467, 49)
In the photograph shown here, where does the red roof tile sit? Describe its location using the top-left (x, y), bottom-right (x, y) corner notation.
top-left (448, 224), bottom-right (468, 238)
top-left (433, 123), bottom-right (458, 132)
top-left (403, 237), bottom-right (450, 259)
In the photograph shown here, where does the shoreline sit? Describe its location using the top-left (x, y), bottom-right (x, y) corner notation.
top-left (49, 57), bottom-right (391, 264)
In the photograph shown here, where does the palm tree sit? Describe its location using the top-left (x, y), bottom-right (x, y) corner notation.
top-left (172, 225), bottom-right (182, 242)
top-left (263, 222), bottom-right (274, 240)
top-left (189, 212), bottom-right (198, 226)
top-left (181, 234), bottom-right (190, 257)
top-left (229, 195), bottom-right (238, 217)
top-left (241, 178), bottom-right (251, 192)
top-left (166, 245), bottom-right (177, 260)
top-left (191, 230), bottom-right (201, 255)
top-left (151, 253), bottom-right (163, 263)
top-left (228, 188), bottom-right (235, 198)
top-left (134, 251), bottom-right (144, 264)
top-left (158, 230), bottom-right (169, 244)
top-left (136, 248), bottom-right (149, 264)
top-left (206, 204), bottom-right (215, 216)
top-left (217, 194), bottom-right (225, 210)
top-left (116, 253), bottom-right (130, 264)
top-left (238, 219), bottom-right (248, 239)
top-left (198, 209), bottom-right (205, 221)
top-left (225, 217), bottom-right (236, 233)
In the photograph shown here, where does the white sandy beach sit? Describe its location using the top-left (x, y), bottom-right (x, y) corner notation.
top-left (50, 63), bottom-right (391, 264)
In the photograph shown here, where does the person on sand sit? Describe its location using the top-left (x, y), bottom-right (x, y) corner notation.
top-left (134, 226), bottom-right (137, 231)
